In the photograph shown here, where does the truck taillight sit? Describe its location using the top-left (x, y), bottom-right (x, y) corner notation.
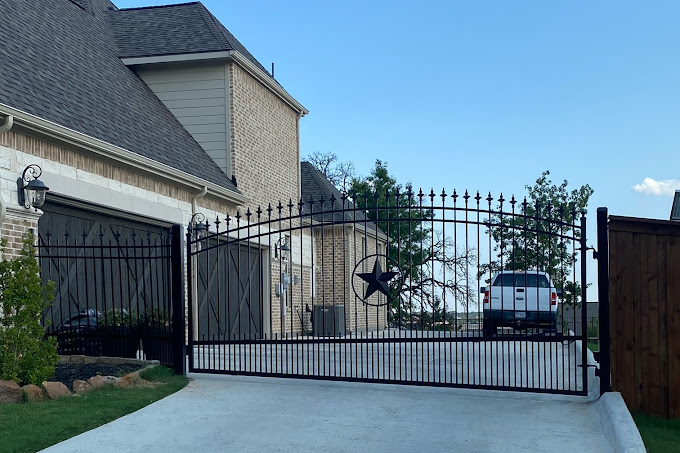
top-left (551, 291), bottom-right (557, 305)
top-left (483, 290), bottom-right (489, 304)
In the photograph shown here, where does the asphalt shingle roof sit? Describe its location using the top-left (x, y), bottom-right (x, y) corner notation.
top-left (671, 191), bottom-right (680, 221)
top-left (0, 0), bottom-right (239, 192)
top-left (107, 2), bottom-right (274, 80)
top-left (300, 162), bottom-right (379, 232)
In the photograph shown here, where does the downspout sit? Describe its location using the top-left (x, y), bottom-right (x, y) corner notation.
top-left (190, 185), bottom-right (207, 342)
top-left (0, 116), bottom-right (12, 229)
top-left (191, 185), bottom-right (208, 217)
top-left (0, 115), bottom-right (13, 133)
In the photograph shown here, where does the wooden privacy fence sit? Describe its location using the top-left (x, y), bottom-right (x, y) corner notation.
top-left (608, 215), bottom-right (680, 418)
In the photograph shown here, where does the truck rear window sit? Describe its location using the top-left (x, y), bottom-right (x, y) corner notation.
top-left (492, 274), bottom-right (550, 288)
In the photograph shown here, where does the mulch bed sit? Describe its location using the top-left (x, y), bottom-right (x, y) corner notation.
top-left (52, 363), bottom-right (145, 391)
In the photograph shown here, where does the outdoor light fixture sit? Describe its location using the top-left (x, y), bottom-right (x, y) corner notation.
top-left (17, 164), bottom-right (49, 211)
top-left (189, 212), bottom-right (208, 239)
top-left (274, 235), bottom-right (290, 261)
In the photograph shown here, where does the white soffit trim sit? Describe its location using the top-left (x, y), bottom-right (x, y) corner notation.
top-left (122, 51), bottom-right (308, 116)
top-left (121, 51), bottom-right (232, 65)
top-left (0, 104), bottom-right (247, 206)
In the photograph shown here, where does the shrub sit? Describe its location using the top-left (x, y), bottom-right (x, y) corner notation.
top-left (139, 307), bottom-right (172, 328)
top-left (0, 235), bottom-right (58, 385)
top-left (97, 308), bottom-right (135, 327)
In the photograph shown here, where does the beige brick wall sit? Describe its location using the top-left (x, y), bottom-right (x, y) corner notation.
top-left (0, 212), bottom-right (39, 259)
top-left (314, 226), bottom-right (388, 333)
top-left (229, 63), bottom-right (300, 212)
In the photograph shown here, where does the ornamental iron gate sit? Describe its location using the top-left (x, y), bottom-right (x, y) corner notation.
top-left (39, 223), bottom-right (186, 374)
top-left (188, 189), bottom-right (590, 395)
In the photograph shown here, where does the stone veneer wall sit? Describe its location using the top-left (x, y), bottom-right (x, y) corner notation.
top-left (0, 130), bottom-right (242, 227)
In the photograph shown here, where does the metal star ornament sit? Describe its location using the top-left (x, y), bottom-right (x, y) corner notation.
top-left (357, 259), bottom-right (398, 299)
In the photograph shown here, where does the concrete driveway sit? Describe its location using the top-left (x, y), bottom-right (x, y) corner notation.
top-left (42, 374), bottom-right (614, 453)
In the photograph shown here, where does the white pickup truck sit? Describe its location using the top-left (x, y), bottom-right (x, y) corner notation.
top-left (480, 271), bottom-right (561, 336)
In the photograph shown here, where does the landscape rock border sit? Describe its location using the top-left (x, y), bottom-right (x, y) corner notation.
top-left (0, 356), bottom-right (161, 405)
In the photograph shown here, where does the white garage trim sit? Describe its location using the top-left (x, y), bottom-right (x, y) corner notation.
top-left (46, 172), bottom-right (185, 226)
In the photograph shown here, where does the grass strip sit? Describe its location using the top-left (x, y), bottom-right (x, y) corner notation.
top-left (633, 413), bottom-right (680, 453)
top-left (0, 366), bottom-right (188, 453)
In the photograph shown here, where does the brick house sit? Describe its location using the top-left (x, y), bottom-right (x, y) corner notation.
top-left (300, 162), bottom-right (389, 333)
top-left (0, 0), bottom-right (310, 339)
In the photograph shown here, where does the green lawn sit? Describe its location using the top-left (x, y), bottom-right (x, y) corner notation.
top-left (587, 341), bottom-right (599, 353)
top-left (634, 413), bottom-right (680, 453)
top-left (0, 366), bottom-right (188, 453)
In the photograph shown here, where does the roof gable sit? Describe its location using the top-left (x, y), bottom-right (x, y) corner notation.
top-left (0, 0), bottom-right (237, 192)
top-left (108, 2), bottom-right (274, 80)
top-left (300, 162), bottom-right (379, 232)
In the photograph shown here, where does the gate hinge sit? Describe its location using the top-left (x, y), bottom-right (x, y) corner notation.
top-left (587, 246), bottom-right (597, 259)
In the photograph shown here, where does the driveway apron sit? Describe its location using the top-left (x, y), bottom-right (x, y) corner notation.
top-left (42, 374), bottom-right (613, 453)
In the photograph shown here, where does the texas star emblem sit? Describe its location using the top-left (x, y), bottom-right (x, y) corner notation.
top-left (357, 259), bottom-right (398, 299)
top-left (351, 254), bottom-right (403, 307)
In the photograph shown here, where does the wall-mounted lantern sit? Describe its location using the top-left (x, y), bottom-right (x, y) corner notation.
top-left (17, 164), bottom-right (49, 211)
top-left (274, 235), bottom-right (290, 261)
top-left (189, 212), bottom-right (208, 240)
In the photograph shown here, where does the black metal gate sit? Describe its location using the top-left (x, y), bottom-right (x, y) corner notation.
top-left (39, 218), bottom-right (186, 374)
top-left (188, 188), bottom-right (591, 395)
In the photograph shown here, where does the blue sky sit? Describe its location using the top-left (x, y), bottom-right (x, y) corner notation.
top-left (118, 0), bottom-right (680, 226)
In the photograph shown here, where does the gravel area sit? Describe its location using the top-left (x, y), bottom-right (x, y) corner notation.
top-left (52, 363), bottom-right (145, 391)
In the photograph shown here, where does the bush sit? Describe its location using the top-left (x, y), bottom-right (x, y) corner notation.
top-left (139, 307), bottom-right (171, 328)
top-left (97, 308), bottom-right (135, 327)
top-left (0, 235), bottom-right (58, 385)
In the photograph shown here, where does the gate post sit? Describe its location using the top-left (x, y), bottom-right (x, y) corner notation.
top-left (171, 224), bottom-right (187, 376)
top-left (596, 207), bottom-right (611, 394)
top-left (580, 213), bottom-right (588, 394)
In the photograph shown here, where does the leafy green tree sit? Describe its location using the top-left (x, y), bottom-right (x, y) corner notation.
top-left (482, 171), bottom-right (593, 306)
top-left (348, 160), bottom-right (476, 325)
top-left (0, 235), bottom-right (58, 385)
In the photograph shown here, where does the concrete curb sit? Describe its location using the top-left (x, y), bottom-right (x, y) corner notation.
top-left (598, 392), bottom-right (646, 453)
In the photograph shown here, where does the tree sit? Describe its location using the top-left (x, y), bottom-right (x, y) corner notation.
top-left (348, 160), bottom-right (476, 326)
top-left (482, 171), bottom-right (593, 307)
top-left (303, 151), bottom-right (356, 193)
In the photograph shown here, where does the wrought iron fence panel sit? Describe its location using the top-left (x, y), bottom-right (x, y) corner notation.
top-left (187, 189), bottom-right (590, 395)
top-left (39, 229), bottom-right (176, 366)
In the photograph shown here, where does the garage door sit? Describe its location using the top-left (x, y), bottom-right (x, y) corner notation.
top-left (196, 240), bottom-right (263, 341)
top-left (39, 201), bottom-right (169, 243)
top-left (38, 200), bottom-right (174, 362)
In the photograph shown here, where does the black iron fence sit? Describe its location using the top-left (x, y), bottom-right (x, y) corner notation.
top-left (38, 225), bottom-right (185, 373)
top-left (187, 188), bottom-right (591, 395)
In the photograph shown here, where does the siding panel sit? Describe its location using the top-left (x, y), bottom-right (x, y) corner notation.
top-left (145, 79), bottom-right (225, 93)
top-left (176, 115), bottom-right (226, 126)
top-left (155, 89), bottom-right (226, 102)
top-left (137, 63), bottom-right (229, 176)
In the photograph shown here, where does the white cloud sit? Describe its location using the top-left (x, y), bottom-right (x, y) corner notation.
top-left (632, 178), bottom-right (680, 196)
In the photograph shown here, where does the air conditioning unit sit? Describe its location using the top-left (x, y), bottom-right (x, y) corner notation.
top-left (312, 305), bottom-right (345, 337)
